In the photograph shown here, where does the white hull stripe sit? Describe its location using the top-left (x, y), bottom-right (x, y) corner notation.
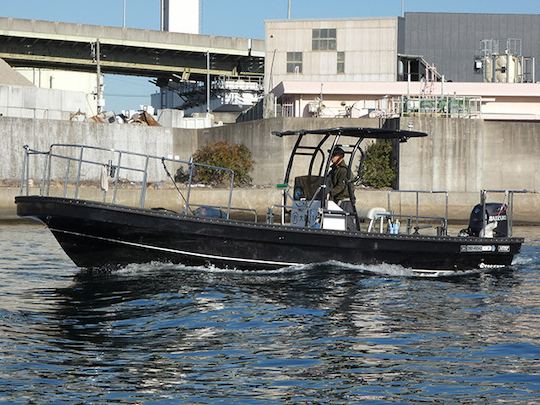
top-left (50, 228), bottom-right (300, 267)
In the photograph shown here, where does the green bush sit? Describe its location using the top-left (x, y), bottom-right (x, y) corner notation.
top-left (359, 140), bottom-right (396, 188)
top-left (191, 141), bottom-right (254, 186)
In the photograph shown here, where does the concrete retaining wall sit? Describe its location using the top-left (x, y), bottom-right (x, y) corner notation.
top-left (187, 117), bottom-right (377, 184)
top-left (0, 84), bottom-right (88, 120)
top-left (2, 117), bottom-right (176, 182)
top-left (400, 117), bottom-right (540, 192)
top-left (2, 115), bottom-right (539, 221)
top-left (5, 116), bottom-right (538, 190)
top-left (1, 115), bottom-right (376, 185)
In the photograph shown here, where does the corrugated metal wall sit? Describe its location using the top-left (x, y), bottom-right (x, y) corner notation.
top-left (404, 12), bottom-right (540, 82)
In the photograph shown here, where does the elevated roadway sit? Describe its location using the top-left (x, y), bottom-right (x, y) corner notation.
top-left (0, 17), bottom-right (265, 81)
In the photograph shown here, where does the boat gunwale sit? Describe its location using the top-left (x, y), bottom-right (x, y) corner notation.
top-left (15, 195), bottom-right (525, 245)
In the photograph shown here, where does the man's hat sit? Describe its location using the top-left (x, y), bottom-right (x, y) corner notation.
top-left (331, 147), bottom-right (345, 157)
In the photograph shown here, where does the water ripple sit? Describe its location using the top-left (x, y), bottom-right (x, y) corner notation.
top-left (1, 224), bottom-right (539, 402)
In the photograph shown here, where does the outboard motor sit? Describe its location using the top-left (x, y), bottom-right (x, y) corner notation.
top-left (467, 203), bottom-right (508, 237)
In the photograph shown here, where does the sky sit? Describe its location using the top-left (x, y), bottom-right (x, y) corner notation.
top-left (2, 0), bottom-right (539, 112)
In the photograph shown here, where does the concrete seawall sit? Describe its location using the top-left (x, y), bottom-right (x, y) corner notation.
top-left (2, 115), bottom-right (539, 222)
top-left (3, 115), bottom-right (539, 190)
top-left (400, 117), bottom-right (540, 192)
top-left (2, 115), bottom-right (377, 185)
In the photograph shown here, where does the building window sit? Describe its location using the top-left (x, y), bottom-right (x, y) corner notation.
top-left (312, 28), bottom-right (336, 51)
top-left (286, 52), bottom-right (303, 74)
top-left (337, 51), bottom-right (345, 74)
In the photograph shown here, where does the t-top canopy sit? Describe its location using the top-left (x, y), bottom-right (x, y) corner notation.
top-left (272, 127), bottom-right (428, 141)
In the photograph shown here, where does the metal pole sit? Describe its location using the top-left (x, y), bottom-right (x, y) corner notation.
top-left (407, 60), bottom-right (411, 99)
top-left (507, 191), bottom-right (513, 237)
top-left (112, 152), bottom-right (122, 204)
top-left (25, 151), bottom-right (30, 196)
top-left (441, 74), bottom-right (444, 96)
top-left (63, 161), bottom-right (71, 198)
top-left (507, 52), bottom-right (511, 83)
top-left (45, 150), bottom-right (52, 196)
top-left (20, 147), bottom-right (28, 196)
top-left (206, 51), bottom-right (211, 113)
top-left (139, 156), bottom-right (149, 208)
top-left (444, 192), bottom-right (448, 235)
top-left (227, 171), bottom-right (234, 219)
top-left (492, 55), bottom-right (497, 83)
top-left (185, 158), bottom-right (194, 214)
top-left (123, 0), bottom-right (126, 28)
top-left (481, 190), bottom-right (486, 237)
top-left (199, 0), bottom-right (202, 34)
top-left (281, 191), bottom-right (286, 225)
top-left (74, 147), bottom-right (84, 199)
top-left (415, 191), bottom-right (419, 229)
top-left (160, 0), bottom-right (164, 31)
top-left (288, 0), bottom-right (292, 19)
top-left (401, 0), bottom-right (404, 17)
top-left (95, 39), bottom-right (102, 114)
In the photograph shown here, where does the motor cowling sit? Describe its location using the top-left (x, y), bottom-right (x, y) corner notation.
top-left (467, 203), bottom-right (508, 237)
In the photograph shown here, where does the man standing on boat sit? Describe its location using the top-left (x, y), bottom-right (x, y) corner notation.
top-left (329, 147), bottom-right (355, 230)
top-left (329, 147), bottom-right (351, 204)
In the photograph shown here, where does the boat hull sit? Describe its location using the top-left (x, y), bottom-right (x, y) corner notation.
top-left (16, 196), bottom-right (523, 273)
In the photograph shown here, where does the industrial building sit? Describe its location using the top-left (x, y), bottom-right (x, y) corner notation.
top-left (2, 6), bottom-right (540, 124)
top-left (405, 12), bottom-right (539, 83)
top-left (264, 12), bottom-right (540, 121)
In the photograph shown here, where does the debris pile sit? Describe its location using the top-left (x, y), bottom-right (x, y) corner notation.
top-left (74, 105), bottom-right (160, 126)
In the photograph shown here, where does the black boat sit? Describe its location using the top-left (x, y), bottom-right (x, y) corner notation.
top-left (15, 127), bottom-right (526, 276)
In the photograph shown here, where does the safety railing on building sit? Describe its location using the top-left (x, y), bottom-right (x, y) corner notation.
top-left (392, 95), bottom-right (482, 119)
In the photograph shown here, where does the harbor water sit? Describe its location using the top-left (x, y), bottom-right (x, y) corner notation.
top-left (1, 223), bottom-right (539, 403)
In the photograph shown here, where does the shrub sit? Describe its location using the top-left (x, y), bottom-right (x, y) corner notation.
top-left (191, 141), bottom-right (254, 186)
top-left (359, 140), bottom-right (396, 188)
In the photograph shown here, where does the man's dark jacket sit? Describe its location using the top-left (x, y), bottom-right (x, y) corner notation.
top-left (329, 160), bottom-right (351, 203)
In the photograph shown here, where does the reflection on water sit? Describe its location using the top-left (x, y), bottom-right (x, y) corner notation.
top-left (1, 224), bottom-right (539, 402)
